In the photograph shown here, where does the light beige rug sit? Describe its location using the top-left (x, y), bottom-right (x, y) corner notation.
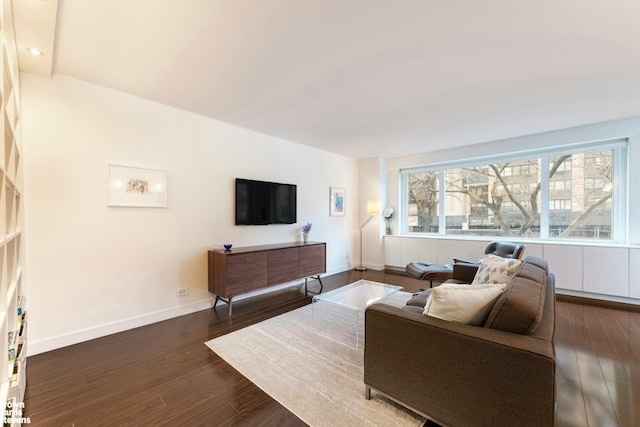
top-left (205, 293), bottom-right (425, 427)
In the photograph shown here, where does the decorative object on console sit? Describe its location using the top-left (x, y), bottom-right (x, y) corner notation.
top-left (108, 164), bottom-right (168, 208)
top-left (223, 244), bottom-right (233, 251)
top-left (383, 206), bottom-right (394, 235)
top-left (354, 200), bottom-right (380, 271)
top-left (301, 222), bottom-right (312, 242)
top-left (329, 187), bottom-right (345, 216)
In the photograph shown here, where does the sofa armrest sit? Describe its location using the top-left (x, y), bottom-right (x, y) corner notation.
top-left (364, 304), bottom-right (555, 426)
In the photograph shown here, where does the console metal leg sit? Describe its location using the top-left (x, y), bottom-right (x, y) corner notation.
top-left (212, 295), bottom-right (233, 316)
top-left (364, 385), bottom-right (371, 400)
top-left (305, 275), bottom-right (324, 295)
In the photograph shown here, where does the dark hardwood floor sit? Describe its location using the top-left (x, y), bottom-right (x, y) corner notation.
top-left (24, 270), bottom-right (640, 426)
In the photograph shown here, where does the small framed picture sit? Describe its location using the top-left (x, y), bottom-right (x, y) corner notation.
top-left (330, 187), bottom-right (345, 216)
top-left (108, 164), bottom-right (168, 208)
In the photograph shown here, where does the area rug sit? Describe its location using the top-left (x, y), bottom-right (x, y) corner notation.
top-left (205, 292), bottom-right (425, 426)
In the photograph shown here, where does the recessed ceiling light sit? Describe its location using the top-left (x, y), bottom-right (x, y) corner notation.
top-left (27, 48), bottom-right (44, 56)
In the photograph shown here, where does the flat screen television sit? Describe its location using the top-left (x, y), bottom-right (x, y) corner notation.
top-left (235, 178), bottom-right (297, 225)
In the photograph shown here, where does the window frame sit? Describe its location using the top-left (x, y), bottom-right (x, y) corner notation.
top-left (400, 139), bottom-right (628, 243)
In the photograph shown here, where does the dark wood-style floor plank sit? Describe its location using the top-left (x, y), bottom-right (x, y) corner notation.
top-left (24, 270), bottom-right (640, 426)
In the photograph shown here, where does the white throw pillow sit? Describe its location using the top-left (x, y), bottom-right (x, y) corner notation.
top-left (471, 254), bottom-right (522, 285)
top-left (423, 283), bottom-right (507, 326)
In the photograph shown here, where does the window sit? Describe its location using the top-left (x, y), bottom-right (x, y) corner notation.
top-left (584, 177), bottom-right (604, 190)
top-left (503, 200), bottom-right (531, 211)
top-left (406, 171), bottom-right (439, 233)
top-left (550, 179), bottom-right (571, 191)
top-left (503, 164), bottom-right (533, 176)
top-left (550, 199), bottom-right (572, 210)
top-left (441, 161), bottom-right (541, 236)
top-left (556, 159), bottom-right (572, 171)
top-left (401, 140), bottom-right (626, 242)
top-left (548, 151), bottom-right (614, 239)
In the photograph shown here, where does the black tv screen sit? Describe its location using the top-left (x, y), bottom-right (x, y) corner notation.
top-left (235, 178), bottom-right (297, 225)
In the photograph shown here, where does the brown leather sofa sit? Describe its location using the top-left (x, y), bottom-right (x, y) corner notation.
top-left (364, 256), bottom-right (556, 427)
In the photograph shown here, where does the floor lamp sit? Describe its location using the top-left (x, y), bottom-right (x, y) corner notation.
top-left (355, 200), bottom-right (380, 271)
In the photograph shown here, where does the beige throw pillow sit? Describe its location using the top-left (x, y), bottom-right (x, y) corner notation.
top-left (471, 254), bottom-right (522, 285)
top-left (423, 283), bottom-right (507, 326)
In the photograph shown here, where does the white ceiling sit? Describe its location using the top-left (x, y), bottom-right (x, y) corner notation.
top-left (12, 0), bottom-right (640, 159)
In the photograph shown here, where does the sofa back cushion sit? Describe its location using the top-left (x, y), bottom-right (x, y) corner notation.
top-left (483, 257), bottom-right (547, 335)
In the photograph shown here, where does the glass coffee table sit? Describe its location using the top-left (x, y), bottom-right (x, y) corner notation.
top-left (311, 280), bottom-right (403, 349)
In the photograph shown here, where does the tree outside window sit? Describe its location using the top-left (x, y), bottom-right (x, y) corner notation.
top-left (406, 171), bottom-right (439, 233)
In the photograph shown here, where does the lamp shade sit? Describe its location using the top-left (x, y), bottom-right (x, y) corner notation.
top-left (367, 200), bottom-right (380, 214)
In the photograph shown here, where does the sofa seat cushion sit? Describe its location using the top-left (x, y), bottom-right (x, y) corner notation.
top-left (484, 259), bottom-right (547, 335)
top-left (423, 283), bottom-right (506, 326)
top-left (471, 254), bottom-right (522, 286)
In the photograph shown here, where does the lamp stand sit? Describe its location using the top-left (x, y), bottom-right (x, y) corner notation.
top-left (354, 214), bottom-right (375, 271)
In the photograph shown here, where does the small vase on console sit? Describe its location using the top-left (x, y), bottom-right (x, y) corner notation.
top-left (301, 222), bottom-right (312, 243)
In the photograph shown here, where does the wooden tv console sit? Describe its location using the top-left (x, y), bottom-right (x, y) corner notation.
top-left (208, 241), bottom-right (326, 315)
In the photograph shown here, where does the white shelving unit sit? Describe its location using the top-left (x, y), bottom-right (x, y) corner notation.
top-left (0, 0), bottom-right (26, 413)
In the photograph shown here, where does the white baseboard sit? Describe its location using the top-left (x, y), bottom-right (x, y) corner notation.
top-left (363, 262), bottom-right (386, 271)
top-left (326, 264), bottom-right (352, 275)
top-left (28, 298), bottom-right (214, 356)
top-left (556, 289), bottom-right (640, 306)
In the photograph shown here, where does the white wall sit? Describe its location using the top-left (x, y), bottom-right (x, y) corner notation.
top-left (358, 157), bottom-right (386, 269)
top-left (21, 74), bottom-right (359, 354)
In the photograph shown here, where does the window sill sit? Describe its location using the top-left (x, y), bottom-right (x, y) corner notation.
top-left (386, 234), bottom-right (640, 249)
